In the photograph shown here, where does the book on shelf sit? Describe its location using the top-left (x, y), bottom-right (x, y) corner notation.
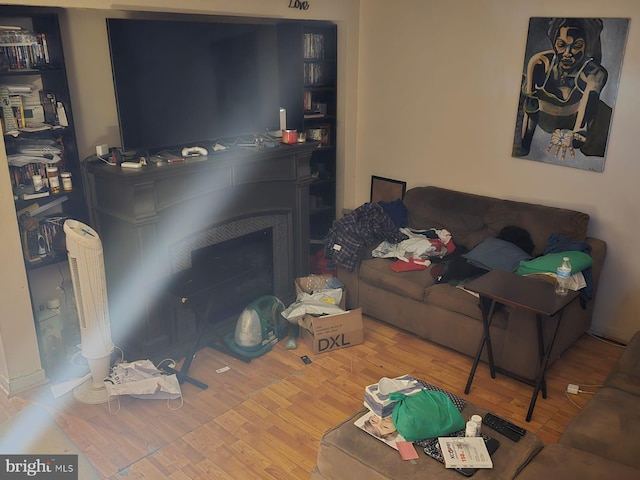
top-left (304, 62), bottom-right (325, 85)
top-left (9, 162), bottom-right (49, 190)
top-left (16, 201), bottom-right (40, 218)
top-left (22, 188), bottom-right (50, 200)
top-left (303, 33), bottom-right (325, 59)
top-left (19, 123), bottom-right (53, 132)
top-left (0, 29), bottom-right (50, 70)
top-left (28, 195), bottom-right (68, 218)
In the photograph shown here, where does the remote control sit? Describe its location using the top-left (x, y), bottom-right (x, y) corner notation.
top-left (483, 413), bottom-right (526, 442)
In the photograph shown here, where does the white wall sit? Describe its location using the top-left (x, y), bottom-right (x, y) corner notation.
top-left (355, 0), bottom-right (640, 342)
top-left (0, 136), bottom-right (46, 394)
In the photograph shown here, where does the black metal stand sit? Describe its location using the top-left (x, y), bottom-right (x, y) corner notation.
top-left (162, 267), bottom-right (255, 390)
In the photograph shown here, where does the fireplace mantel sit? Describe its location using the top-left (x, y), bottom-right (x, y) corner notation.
top-left (84, 142), bottom-right (316, 359)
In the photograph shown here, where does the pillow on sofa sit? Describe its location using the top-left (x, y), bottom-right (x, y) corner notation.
top-left (484, 200), bottom-right (590, 256)
top-left (462, 237), bottom-right (532, 272)
top-left (379, 199), bottom-right (408, 228)
top-left (516, 251), bottom-right (593, 276)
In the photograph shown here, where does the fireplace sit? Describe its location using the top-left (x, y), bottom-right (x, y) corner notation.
top-left (169, 213), bottom-right (291, 323)
top-left (85, 143), bottom-right (315, 359)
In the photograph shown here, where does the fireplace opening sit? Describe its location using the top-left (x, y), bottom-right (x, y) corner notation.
top-left (190, 227), bottom-right (274, 320)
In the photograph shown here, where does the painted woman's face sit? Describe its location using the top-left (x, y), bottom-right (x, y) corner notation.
top-left (370, 415), bottom-right (396, 436)
top-left (554, 26), bottom-right (587, 71)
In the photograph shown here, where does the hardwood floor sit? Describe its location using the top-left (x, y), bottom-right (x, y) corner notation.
top-left (0, 315), bottom-right (624, 479)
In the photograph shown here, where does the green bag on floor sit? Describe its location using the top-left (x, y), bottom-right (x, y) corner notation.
top-left (390, 389), bottom-right (465, 441)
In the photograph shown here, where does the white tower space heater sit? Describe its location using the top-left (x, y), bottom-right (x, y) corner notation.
top-left (64, 219), bottom-right (114, 404)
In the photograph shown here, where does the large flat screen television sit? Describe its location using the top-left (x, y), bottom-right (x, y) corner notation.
top-left (107, 17), bottom-right (281, 153)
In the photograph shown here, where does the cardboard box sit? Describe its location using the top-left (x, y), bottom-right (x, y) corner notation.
top-left (300, 308), bottom-right (363, 354)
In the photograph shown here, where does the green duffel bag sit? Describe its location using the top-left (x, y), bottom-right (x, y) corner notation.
top-left (390, 389), bottom-right (465, 441)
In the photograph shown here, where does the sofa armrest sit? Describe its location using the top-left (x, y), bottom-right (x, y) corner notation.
top-left (335, 243), bottom-right (379, 310)
top-left (337, 266), bottom-right (359, 310)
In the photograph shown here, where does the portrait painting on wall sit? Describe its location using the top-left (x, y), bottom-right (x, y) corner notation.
top-left (512, 17), bottom-right (629, 172)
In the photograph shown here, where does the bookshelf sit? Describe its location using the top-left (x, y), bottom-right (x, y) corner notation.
top-left (0, 6), bottom-right (86, 270)
top-left (278, 21), bottom-right (337, 257)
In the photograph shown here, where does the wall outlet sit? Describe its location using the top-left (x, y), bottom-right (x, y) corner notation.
top-left (96, 144), bottom-right (109, 156)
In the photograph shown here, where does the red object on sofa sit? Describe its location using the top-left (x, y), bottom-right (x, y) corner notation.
top-left (390, 258), bottom-right (428, 272)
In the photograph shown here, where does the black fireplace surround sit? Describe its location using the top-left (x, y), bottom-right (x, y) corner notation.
top-left (84, 143), bottom-right (316, 360)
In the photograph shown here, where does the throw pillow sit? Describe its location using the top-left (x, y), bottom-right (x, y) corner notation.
top-left (496, 225), bottom-right (535, 255)
top-left (379, 199), bottom-right (408, 228)
top-left (516, 251), bottom-right (593, 276)
top-left (462, 237), bottom-right (533, 272)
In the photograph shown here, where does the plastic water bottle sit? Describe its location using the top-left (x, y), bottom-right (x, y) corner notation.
top-left (555, 257), bottom-right (572, 296)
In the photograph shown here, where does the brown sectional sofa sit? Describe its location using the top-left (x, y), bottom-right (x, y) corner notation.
top-left (336, 186), bottom-right (607, 381)
top-left (515, 330), bottom-right (640, 479)
top-left (311, 331), bottom-right (640, 479)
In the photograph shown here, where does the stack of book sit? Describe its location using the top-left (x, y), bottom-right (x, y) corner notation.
top-left (304, 62), bottom-right (325, 85)
top-left (0, 26), bottom-right (50, 70)
top-left (303, 33), bottom-right (324, 59)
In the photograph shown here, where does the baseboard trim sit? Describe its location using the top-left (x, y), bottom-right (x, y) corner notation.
top-left (0, 368), bottom-right (47, 397)
top-left (588, 326), bottom-right (631, 346)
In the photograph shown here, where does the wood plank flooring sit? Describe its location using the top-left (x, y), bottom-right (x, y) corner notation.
top-left (0, 315), bottom-right (624, 479)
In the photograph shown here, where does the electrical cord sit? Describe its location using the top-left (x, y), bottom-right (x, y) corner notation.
top-left (565, 390), bottom-right (582, 410)
top-left (565, 383), bottom-right (604, 409)
top-left (113, 344), bottom-right (125, 364)
top-left (97, 154), bottom-right (115, 165)
top-left (156, 358), bottom-right (178, 370)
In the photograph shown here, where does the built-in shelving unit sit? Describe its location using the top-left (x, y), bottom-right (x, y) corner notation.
top-left (0, 5), bottom-right (86, 379)
top-left (0, 6), bottom-right (86, 269)
top-left (278, 21), bottom-right (337, 252)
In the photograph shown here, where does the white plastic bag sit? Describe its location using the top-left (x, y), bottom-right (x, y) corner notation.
top-left (104, 360), bottom-right (182, 413)
top-left (281, 288), bottom-right (345, 322)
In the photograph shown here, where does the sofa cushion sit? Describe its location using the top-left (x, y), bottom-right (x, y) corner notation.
top-left (515, 443), bottom-right (640, 480)
top-left (423, 284), bottom-right (485, 322)
top-left (604, 331), bottom-right (640, 396)
top-left (462, 237), bottom-right (532, 272)
top-left (359, 258), bottom-right (435, 302)
top-left (484, 200), bottom-right (590, 256)
top-left (559, 387), bottom-right (640, 470)
top-left (403, 187), bottom-right (492, 249)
